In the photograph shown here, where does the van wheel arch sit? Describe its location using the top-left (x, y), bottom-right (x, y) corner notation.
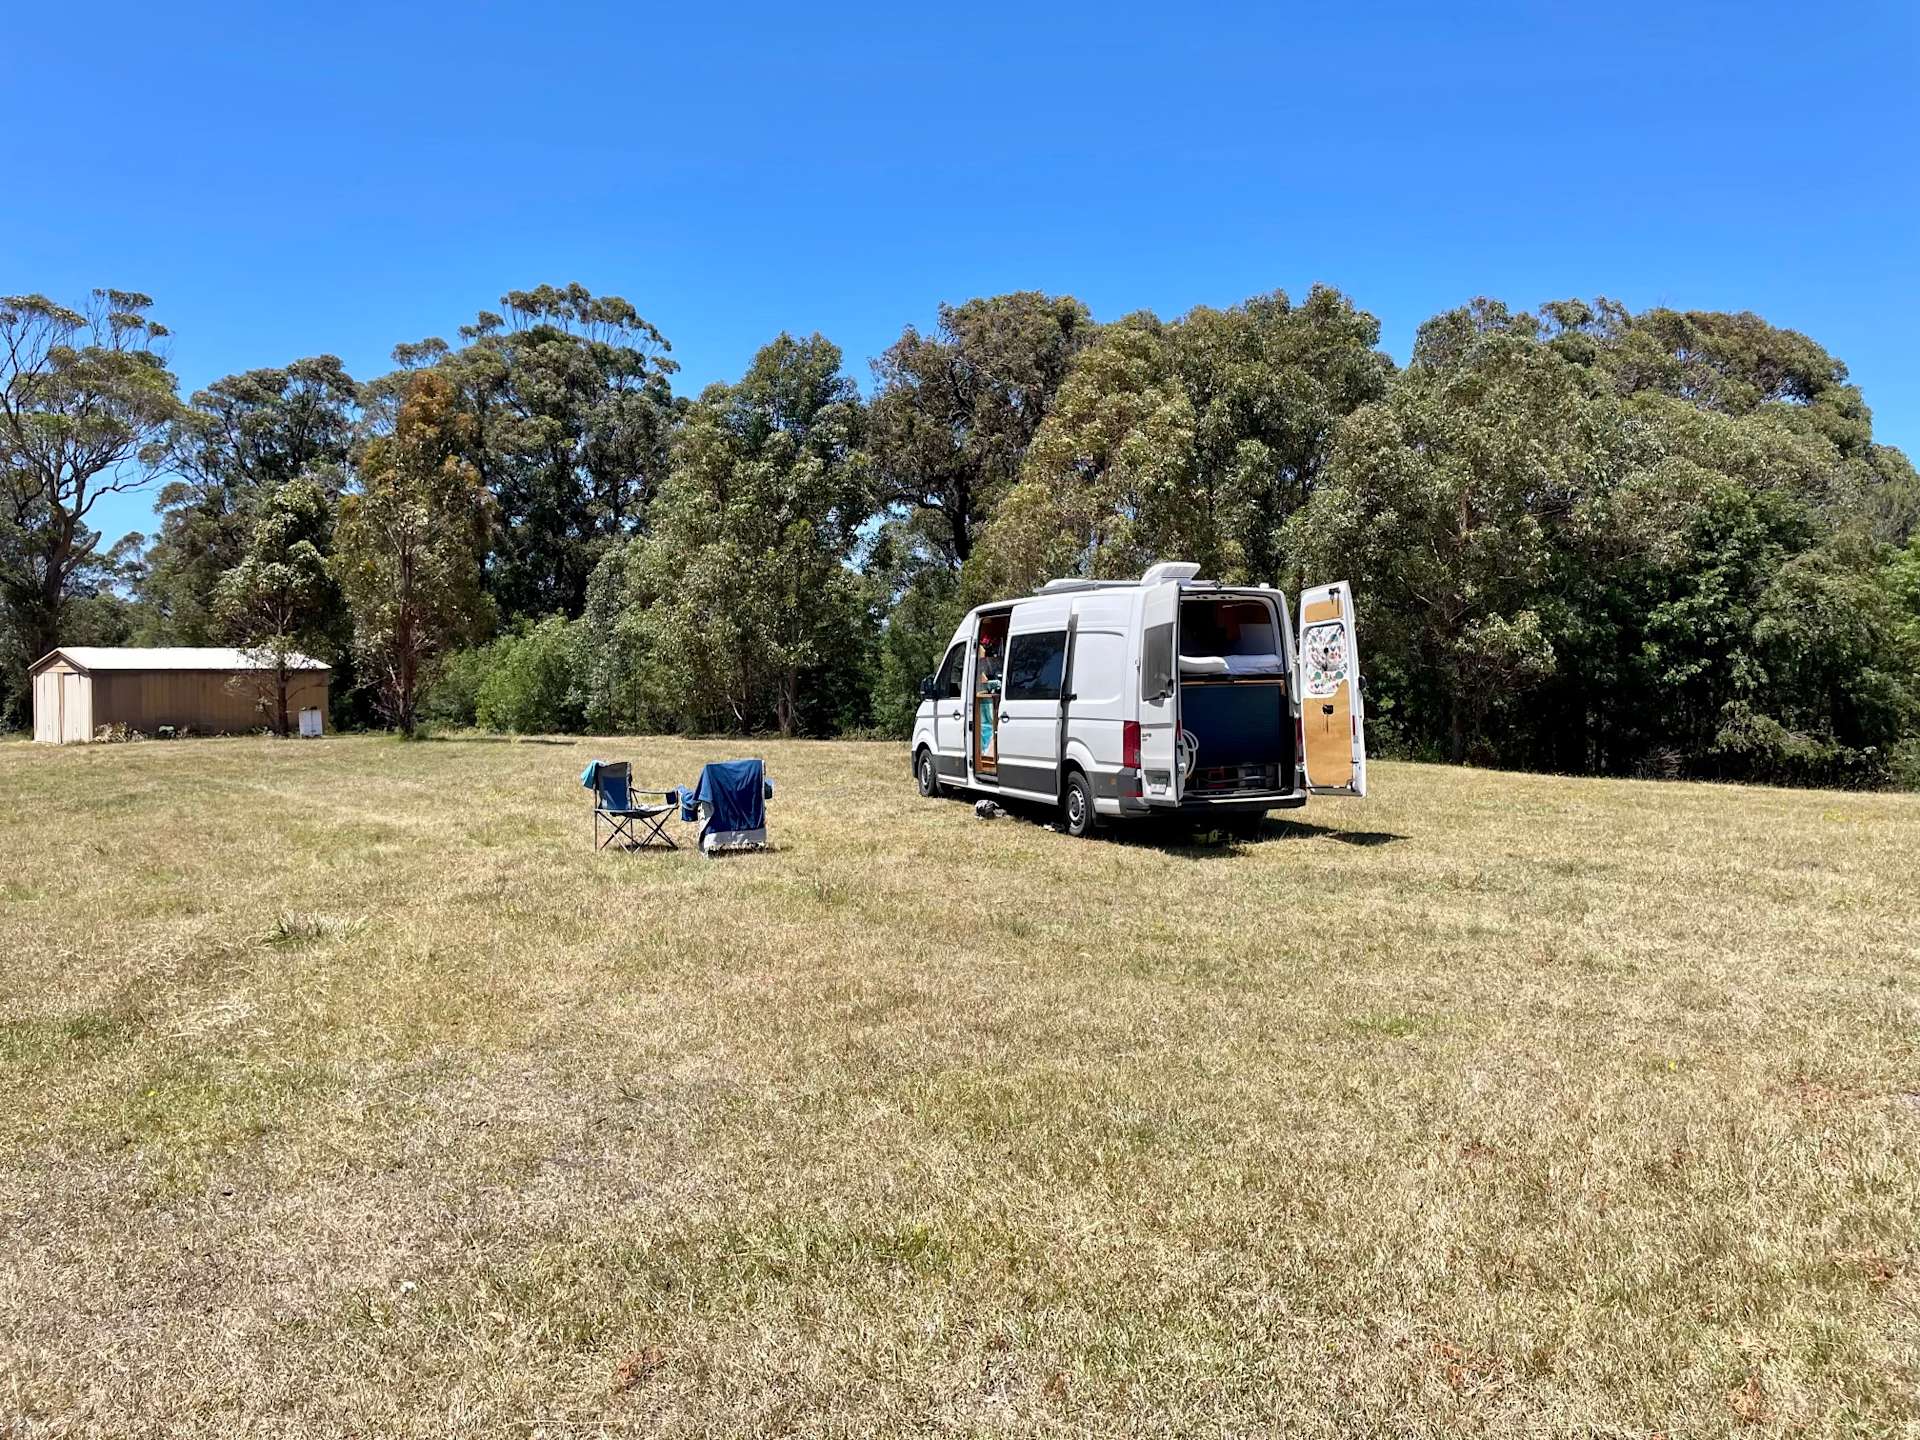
top-left (914, 745), bottom-right (941, 798)
top-left (1061, 765), bottom-right (1097, 838)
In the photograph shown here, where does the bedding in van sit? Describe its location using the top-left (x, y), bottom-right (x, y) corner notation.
top-left (1178, 609), bottom-right (1284, 676)
top-left (1179, 651), bottom-right (1287, 677)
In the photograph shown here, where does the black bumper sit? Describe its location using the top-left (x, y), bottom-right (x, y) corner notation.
top-left (1178, 790), bottom-right (1307, 814)
top-left (1114, 789), bottom-right (1308, 817)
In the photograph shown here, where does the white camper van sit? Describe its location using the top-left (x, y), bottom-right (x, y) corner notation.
top-left (910, 563), bottom-right (1366, 836)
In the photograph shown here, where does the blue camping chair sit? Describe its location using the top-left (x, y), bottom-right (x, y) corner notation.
top-left (679, 758), bottom-right (775, 856)
top-left (582, 760), bottom-right (679, 851)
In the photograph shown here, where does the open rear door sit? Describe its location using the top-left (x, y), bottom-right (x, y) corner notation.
top-left (1137, 579), bottom-right (1182, 804)
top-left (1298, 581), bottom-right (1366, 797)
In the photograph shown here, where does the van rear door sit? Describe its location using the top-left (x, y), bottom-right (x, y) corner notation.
top-left (1137, 580), bottom-right (1182, 803)
top-left (1297, 581), bottom-right (1366, 797)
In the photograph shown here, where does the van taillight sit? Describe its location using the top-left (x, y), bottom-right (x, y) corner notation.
top-left (1122, 721), bottom-right (1141, 769)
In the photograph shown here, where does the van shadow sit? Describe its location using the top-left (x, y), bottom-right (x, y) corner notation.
top-left (971, 797), bottom-right (1406, 857)
top-left (1272, 822), bottom-right (1408, 848)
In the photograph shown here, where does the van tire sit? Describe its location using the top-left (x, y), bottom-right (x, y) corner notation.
top-left (915, 747), bottom-right (940, 798)
top-left (1062, 769), bottom-right (1096, 838)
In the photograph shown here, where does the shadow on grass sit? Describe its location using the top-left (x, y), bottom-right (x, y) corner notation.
top-left (1274, 822), bottom-right (1408, 847)
top-left (956, 794), bottom-right (1407, 857)
top-left (418, 733), bottom-right (578, 747)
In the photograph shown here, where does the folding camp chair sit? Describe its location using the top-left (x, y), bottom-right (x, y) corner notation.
top-left (678, 758), bottom-right (774, 857)
top-left (582, 760), bottom-right (679, 851)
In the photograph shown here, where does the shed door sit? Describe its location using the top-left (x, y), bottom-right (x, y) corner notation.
top-left (1298, 581), bottom-right (1366, 797)
top-left (33, 672), bottom-right (59, 742)
top-left (61, 672), bottom-right (91, 743)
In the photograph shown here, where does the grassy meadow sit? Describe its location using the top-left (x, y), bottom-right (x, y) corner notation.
top-left (0, 734), bottom-right (1916, 1436)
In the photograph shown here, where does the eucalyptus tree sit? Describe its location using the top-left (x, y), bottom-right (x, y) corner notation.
top-left (390, 283), bottom-right (679, 621)
top-left (863, 291), bottom-right (1094, 729)
top-left (141, 355), bottom-right (359, 642)
top-left (334, 372), bottom-right (495, 736)
top-left (0, 291), bottom-right (179, 681)
top-left (213, 475), bottom-right (338, 736)
top-left (592, 333), bottom-right (872, 736)
top-left (868, 291), bottom-right (1094, 569)
top-left (1290, 296), bottom-right (1920, 782)
top-left (972, 285), bottom-right (1391, 597)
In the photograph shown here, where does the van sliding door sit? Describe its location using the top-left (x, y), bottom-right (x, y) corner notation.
top-left (996, 600), bottom-right (1073, 799)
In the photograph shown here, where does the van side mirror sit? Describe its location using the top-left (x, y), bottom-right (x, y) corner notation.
top-left (918, 676), bottom-right (937, 700)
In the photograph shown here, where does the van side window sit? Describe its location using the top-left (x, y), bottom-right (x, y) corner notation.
top-left (1143, 622), bottom-right (1175, 699)
top-left (934, 643), bottom-right (966, 700)
top-left (1005, 631), bottom-right (1067, 701)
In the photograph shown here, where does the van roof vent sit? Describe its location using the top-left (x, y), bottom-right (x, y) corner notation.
top-left (1141, 561), bottom-right (1202, 585)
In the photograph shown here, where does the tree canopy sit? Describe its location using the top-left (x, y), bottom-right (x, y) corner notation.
top-left (2, 280), bottom-right (1915, 789)
top-left (0, 291), bottom-right (178, 702)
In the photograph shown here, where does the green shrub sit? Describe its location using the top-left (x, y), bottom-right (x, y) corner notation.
top-left (423, 646), bottom-right (489, 729)
top-left (474, 617), bottom-right (585, 735)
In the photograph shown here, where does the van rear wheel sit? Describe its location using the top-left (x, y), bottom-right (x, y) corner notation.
top-left (1063, 771), bottom-right (1096, 838)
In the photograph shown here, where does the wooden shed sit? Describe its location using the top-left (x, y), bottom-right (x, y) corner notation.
top-left (30, 647), bottom-right (331, 744)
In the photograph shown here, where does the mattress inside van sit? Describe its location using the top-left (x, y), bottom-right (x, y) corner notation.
top-left (1178, 606), bottom-right (1284, 676)
top-left (1179, 652), bottom-right (1287, 677)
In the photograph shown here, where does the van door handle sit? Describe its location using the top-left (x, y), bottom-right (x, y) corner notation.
top-left (948, 710), bottom-right (962, 720)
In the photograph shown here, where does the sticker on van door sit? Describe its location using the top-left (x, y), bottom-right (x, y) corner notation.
top-left (1302, 621), bottom-right (1349, 697)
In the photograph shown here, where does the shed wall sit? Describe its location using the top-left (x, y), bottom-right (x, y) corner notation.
top-left (89, 670), bottom-right (330, 735)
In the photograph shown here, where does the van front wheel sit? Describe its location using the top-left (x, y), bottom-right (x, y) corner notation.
top-left (1063, 771), bottom-right (1097, 838)
top-left (916, 748), bottom-right (940, 798)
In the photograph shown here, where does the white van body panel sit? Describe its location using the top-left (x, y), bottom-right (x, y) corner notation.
top-left (910, 565), bottom-right (1359, 823)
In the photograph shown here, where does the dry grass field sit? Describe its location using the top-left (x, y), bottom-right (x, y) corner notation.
top-left (1, 735), bottom-right (1916, 1437)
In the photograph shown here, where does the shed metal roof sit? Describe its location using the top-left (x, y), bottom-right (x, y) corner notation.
top-left (31, 646), bottom-right (331, 675)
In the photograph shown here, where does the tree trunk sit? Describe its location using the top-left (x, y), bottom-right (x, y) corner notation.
top-left (777, 668), bottom-right (798, 737)
top-left (275, 668), bottom-right (290, 738)
top-left (397, 645), bottom-right (416, 737)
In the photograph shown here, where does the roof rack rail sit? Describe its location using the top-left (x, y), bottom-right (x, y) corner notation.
top-left (1035, 577), bottom-right (1136, 594)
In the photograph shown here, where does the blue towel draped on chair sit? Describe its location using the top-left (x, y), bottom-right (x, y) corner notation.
top-left (680, 758), bottom-right (774, 855)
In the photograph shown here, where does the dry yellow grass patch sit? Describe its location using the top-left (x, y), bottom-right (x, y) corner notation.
top-left (1, 734), bottom-right (1916, 1436)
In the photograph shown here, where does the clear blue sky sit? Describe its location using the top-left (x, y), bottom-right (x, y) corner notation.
top-left (7, 1), bottom-right (1915, 545)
